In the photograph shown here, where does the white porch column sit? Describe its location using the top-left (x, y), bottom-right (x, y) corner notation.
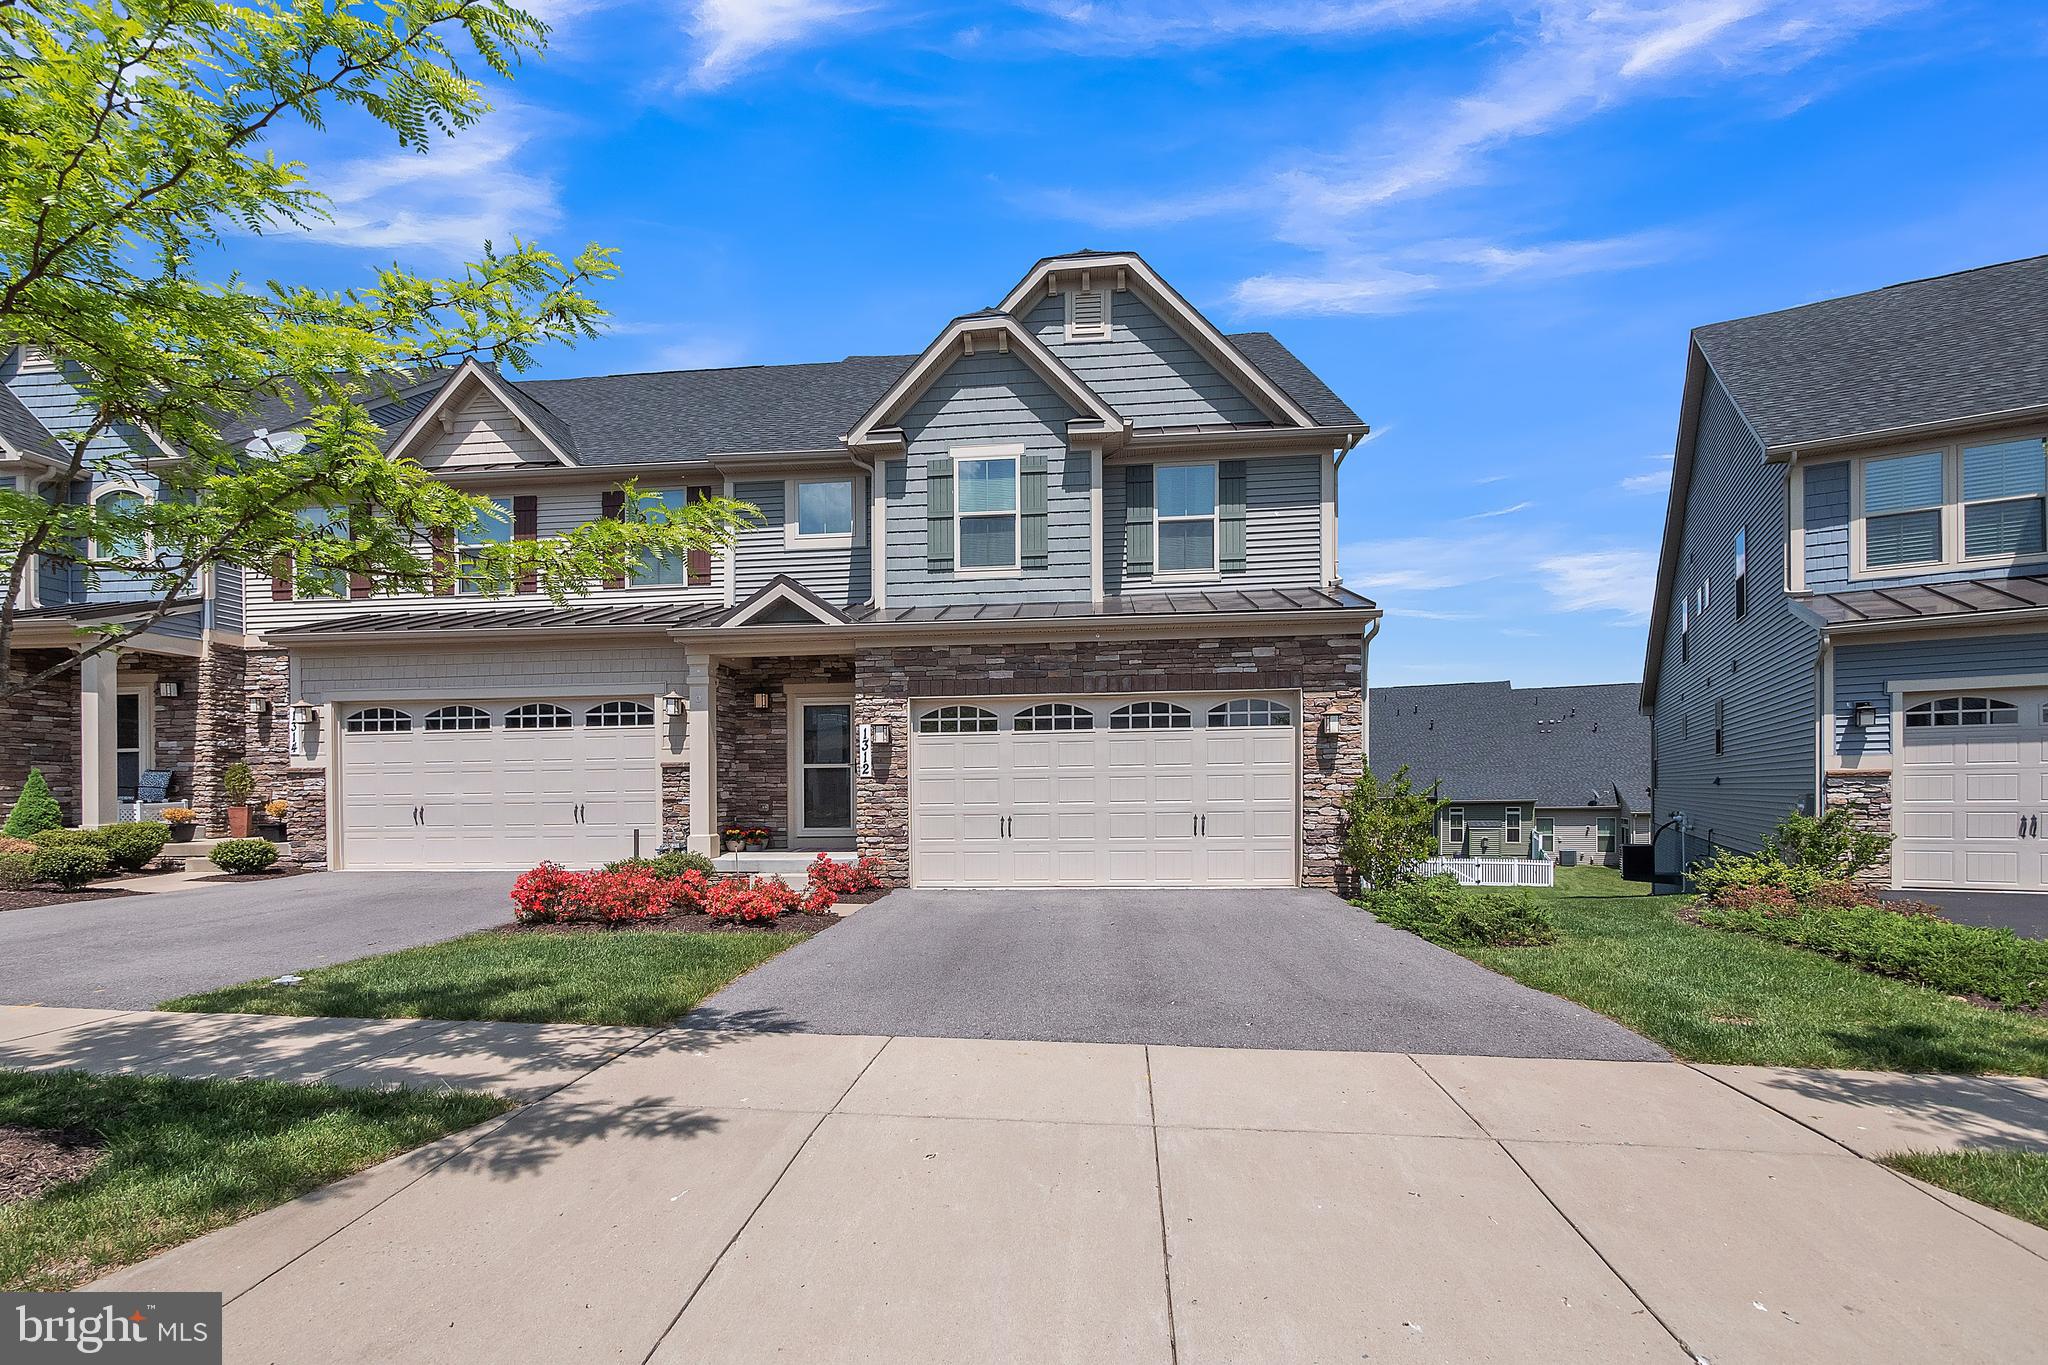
top-left (78, 649), bottom-right (120, 826)
top-left (684, 651), bottom-right (719, 856)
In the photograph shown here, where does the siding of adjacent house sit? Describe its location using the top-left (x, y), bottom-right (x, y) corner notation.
top-left (1536, 807), bottom-right (1622, 865)
top-left (1801, 460), bottom-right (1851, 590)
top-left (1021, 290), bottom-right (1268, 428)
top-left (882, 348), bottom-right (1092, 607)
top-left (1439, 802), bottom-right (1532, 857)
top-left (732, 477), bottom-right (871, 608)
top-left (1832, 631), bottom-right (2048, 762)
top-left (1652, 371), bottom-right (1822, 869)
top-left (1103, 452), bottom-right (1326, 594)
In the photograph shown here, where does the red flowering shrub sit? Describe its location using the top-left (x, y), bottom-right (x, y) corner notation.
top-left (511, 862), bottom-right (580, 924)
top-left (801, 884), bottom-right (838, 914)
top-left (668, 868), bottom-right (713, 914)
top-left (807, 853), bottom-right (884, 895)
top-left (704, 877), bottom-right (785, 923)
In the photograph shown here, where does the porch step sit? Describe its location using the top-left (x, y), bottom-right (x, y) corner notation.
top-left (707, 849), bottom-right (853, 886)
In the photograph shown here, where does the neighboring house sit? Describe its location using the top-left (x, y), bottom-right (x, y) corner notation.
top-left (1369, 681), bottom-right (1650, 866)
top-left (1644, 254), bottom-right (2048, 894)
top-left (0, 251), bottom-right (1379, 888)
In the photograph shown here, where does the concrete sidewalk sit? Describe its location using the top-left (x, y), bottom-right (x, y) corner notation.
top-left (13, 1007), bottom-right (2036, 1364)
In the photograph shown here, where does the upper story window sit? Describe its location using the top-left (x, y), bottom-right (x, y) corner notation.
top-left (458, 498), bottom-right (512, 595)
top-left (632, 490), bottom-right (691, 588)
top-left (1679, 598), bottom-right (1689, 661)
top-left (293, 505), bottom-right (349, 599)
top-left (88, 486), bottom-right (149, 579)
top-left (955, 456), bottom-right (1019, 572)
top-left (789, 477), bottom-right (857, 548)
top-left (1850, 435), bottom-right (2047, 576)
top-left (1156, 463), bottom-right (1218, 575)
top-left (1733, 527), bottom-right (1748, 617)
top-left (1065, 287), bottom-right (1111, 341)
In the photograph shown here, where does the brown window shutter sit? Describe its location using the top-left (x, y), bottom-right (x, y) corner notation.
top-left (270, 553), bottom-right (294, 601)
top-left (600, 487), bottom-right (626, 590)
top-left (348, 572), bottom-right (373, 599)
top-left (514, 494), bottom-right (540, 594)
top-left (429, 530), bottom-right (455, 596)
top-left (685, 485), bottom-right (712, 584)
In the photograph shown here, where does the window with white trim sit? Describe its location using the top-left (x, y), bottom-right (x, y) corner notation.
top-left (917, 704), bottom-right (997, 734)
top-left (1155, 463), bottom-right (1218, 575)
top-left (586, 700), bottom-right (655, 728)
top-left (1208, 699), bottom-right (1291, 727)
top-left (457, 498), bottom-right (513, 595)
top-left (1110, 701), bottom-right (1192, 730)
top-left (1444, 806), bottom-right (1466, 854)
top-left (1734, 527), bottom-right (1748, 617)
top-left (424, 705), bottom-right (490, 732)
top-left (1904, 696), bottom-right (2019, 728)
top-left (1851, 435), bottom-right (2048, 575)
top-left (293, 505), bottom-right (349, 598)
top-left (1863, 450), bottom-right (1945, 568)
top-left (1506, 807), bottom-right (1524, 845)
top-left (1597, 817), bottom-right (1616, 853)
top-left (1962, 438), bottom-right (2047, 559)
top-left (1013, 702), bottom-right (1094, 732)
top-left (88, 486), bottom-right (149, 579)
top-left (344, 707), bottom-right (412, 734)
top-left (790, 478), bottom-right (856, 545)
top-left (632, 490), bottom-right (691, 587)
top-left (955, 456), bottom-right (1019, 571)
top-left (504, 702), bottom-right (572, 730)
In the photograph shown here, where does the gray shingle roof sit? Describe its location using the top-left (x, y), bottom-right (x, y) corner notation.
top-left (0, 385), bottom-right (64, 461)
top-left (1801, 570), bottom-right (2048, 627)
top-left (272, 602), bottom-right (724, 637)
top-left (1228, 333), bottom-right (1363, 428)
top-left (1693, 255), bottom-right (2048, 451)
top-left (851, 584), bottom-right (1376, 624)
top-left (1370, 681), bottom-right (1650, 810)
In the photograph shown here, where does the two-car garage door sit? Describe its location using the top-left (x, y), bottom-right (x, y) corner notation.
top-left (338, 699), bottom-right (660, 870)
top-left (910, 693), bottom-right (1299, 887)
top-left (1894, 689), bottom-right (2048, 892)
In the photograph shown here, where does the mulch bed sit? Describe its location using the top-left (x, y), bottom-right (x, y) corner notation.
top-left (193, 866), bottom-right (319, 884)
top-left (497, 911), bottom-right (844, 936)
top-left (0, 1127), bottom-right (106, 1206)
top-left (0, 886), bottom-right (145, 913)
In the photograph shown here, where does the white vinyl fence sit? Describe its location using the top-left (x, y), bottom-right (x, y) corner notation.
top-left (1418, 856), bottom-right (1555, 888)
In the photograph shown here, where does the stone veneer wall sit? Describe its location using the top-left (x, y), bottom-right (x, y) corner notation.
top-left (190, 641), bottom-right (250, 834)
top-left (118, 653), bottom-right (198, 805)
top-left (715, 654), bottom-right (856, 849)
top-left (660, 765), bottom-right (688, 850)
top-left (1824, 768), bottom-right (1892, 889)
top-left (853, 633), bottom-right (1367, 890)
top-left (234, 647), bottom-right (328, 867)
top-left (1, 648), bottom-right (83, 819)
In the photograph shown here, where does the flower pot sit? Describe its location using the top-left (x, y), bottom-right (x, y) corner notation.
top-left (167, 822), bottom-right (196, 842)
top-left (257, 821), bottom-right (286, 841)
top-left (746, 839), bottom-right (767, 851)
top-left (725, 841), bottom-right (742, 853)
top-left (227, 805), bottom-right (253, 838)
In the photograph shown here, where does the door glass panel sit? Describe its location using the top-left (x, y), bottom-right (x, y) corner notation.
top-left (804, 705), bottom-right (851, 765)
top-left (804, 768), bottom-right (852, 830)
top-left (116, 694), bottom-right (141, 749)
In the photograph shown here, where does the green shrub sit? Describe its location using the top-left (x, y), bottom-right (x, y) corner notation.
top-left (1762, 807), bottom-right (1891, 879)
top-left (95, 822), bottom-right (170, 872)
top-left (0, 851), bottom-right (35, 890)
top-left (1339, 764), bottom-right (1445, 891)
top-left (208, 839), bottom-right (280, 875)
top-left (1699, 902), bottom-right (2048, 1009)
top-left (650, 850), bottom-right (716, 877)
top-left (222, 762), bottom-right (256, 804)
top-left (1357, 875), bottom-right (1558, 949)
top-left (30, 827), bottom-right (104, 850)
top-left (1693, 850), bottom-right (1828, 902)
top-left (30, 844), bottom-right (110, 890)
top-left (2, 769), bottom-right (65, 838)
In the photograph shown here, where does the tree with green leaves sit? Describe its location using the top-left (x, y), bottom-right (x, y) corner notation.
top-left (2, 767), bottom-right (64, 837)
top-left (0, 0), bottom-right (750, 700)
top-left (1339, 762), bottom-right (1446, 891)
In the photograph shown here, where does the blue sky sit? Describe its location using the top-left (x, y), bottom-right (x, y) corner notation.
top-left (223, 1), bottom-right (2048, 688)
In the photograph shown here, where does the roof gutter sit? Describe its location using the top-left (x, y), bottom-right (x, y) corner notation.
top-left (1766, 401), bottom-right (2048, 463)
top-left (1813, 603), bottom-right (2048, 637)
top-left (266, 621), bottom-right (694, 645)
top-left (1122, 424), bottom-right (1368, 454)
top-left (669, 603), bottom-right (1383, 650)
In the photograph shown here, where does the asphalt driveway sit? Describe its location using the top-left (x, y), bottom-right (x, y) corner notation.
top-left (0, 872), bottom-right (514, 1009)
top-left (703, 888), bottom-right (1665, 1059)
top-left (1885, 888), bottom-right (2048, 939)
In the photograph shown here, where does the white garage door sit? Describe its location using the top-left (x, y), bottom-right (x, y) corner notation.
top-left (1893, 689), bottom-right (2048, 891)
top-left (338, 699), bottom-right (661, 870)
top-left (910, 693), bottom-right (1298, 888)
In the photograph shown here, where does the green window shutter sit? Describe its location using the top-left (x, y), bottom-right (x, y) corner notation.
top-left (926, 455), bottom-right (954, 572)
top-left (1219, 459), bottom-right (1248, 575)
top-left (1124, 463), bottom-right (1154, 578)
top-left (1020, 451), bottom-right (1049, 570)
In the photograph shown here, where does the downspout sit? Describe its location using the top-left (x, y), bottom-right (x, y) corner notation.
top-left (1358, 616), bottom-right (1381, 764)
top-left (848, 451), bottom-right (880, 609)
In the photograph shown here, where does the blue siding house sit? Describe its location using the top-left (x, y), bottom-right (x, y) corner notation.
top-left (1644, 255), bottom-right (2048, 894)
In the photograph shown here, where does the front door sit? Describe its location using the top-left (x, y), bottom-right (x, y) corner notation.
top-left (116, 691), bottom-right (149, 802)
top-left (795, 700), bottom-right (855, 842)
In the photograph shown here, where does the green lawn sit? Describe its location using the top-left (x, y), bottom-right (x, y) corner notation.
top-left (1448, 866), bottom-right (2048, 1075)
top-left (0, 1070), bottom-right (507, 1291)
top-left (160, 928), bottom-right (808, 1027)
top-left (1884, 1151), bottom-right (2048, 1231)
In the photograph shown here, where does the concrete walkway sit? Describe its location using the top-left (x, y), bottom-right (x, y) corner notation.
top-left (0, 1006), bottom-right (2036, 1363)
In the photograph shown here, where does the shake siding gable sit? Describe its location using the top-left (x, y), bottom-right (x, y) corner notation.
top-left (1652, 372), bottom-right (1820, 866)
top-left (1105, 453), bottom-right (1325, 594)
top-left (1021, 291), bottom-right (1267, 427)
top-left (412, 391), bottom-right (558, 468)
top-left (882, 348), bottom-right (1092, 606)
top-left (1832, 631), bottom-right (2048, 763)
top-left (732, 477), bottom-right (871, 608)
top-left (1802, 460), bottom-right (1851, 590)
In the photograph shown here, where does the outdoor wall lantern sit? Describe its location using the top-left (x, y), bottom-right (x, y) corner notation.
top-left (753, 691), bottom-right (771, 710)
top-left (157, 680), bottom-right (181, 698)
top-left (1320, 710), bottom-right (1342, 738)
top-left (247, 698), bottom-right (268, 719)
top-left (1850, 701), bottom-right (1877, 730)
top-left (288, 700), bottom-right (316, 729)
top-left (871, 723), bottom-right (891, 747)
top-left (660, 690), bottom-right (684, 718)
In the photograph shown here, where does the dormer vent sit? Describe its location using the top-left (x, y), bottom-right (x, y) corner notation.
top-left (1066, 286), bottom-right (1111, 341)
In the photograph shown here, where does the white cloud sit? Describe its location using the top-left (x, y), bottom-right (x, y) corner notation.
top-left (1537, 548), bottom-right (1658, 618)
top-left (1620, 453), bottom-right (1674, 493)
top-left (684, 0), bottom-right (870, 89)
top-left (1465, 500), bottom-right (1534, 519)
top-left (1343, 524), bottom-right (1655, 619)
top-left (298, 112), bottom-right (558, 257)
top-left (1232, 230), bottom-right (1679, 315)
top-left (1022, 0), bottom-right (1488, 46)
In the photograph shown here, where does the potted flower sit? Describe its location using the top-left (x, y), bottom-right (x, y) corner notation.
top-left (259, 798), bottom-right (289, 839)
top-left (223, 762), bottom-right (256, 837)
top-left (745, 826), bottom-right (771, 851)
top-left (722, 826), bottom-right (747, 853)
top-left (161, 807), bottom-right (198, 842)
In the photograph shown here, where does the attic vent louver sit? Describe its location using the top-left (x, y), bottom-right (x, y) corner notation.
top-left (1066, 287), bottom-right (1111, 341)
